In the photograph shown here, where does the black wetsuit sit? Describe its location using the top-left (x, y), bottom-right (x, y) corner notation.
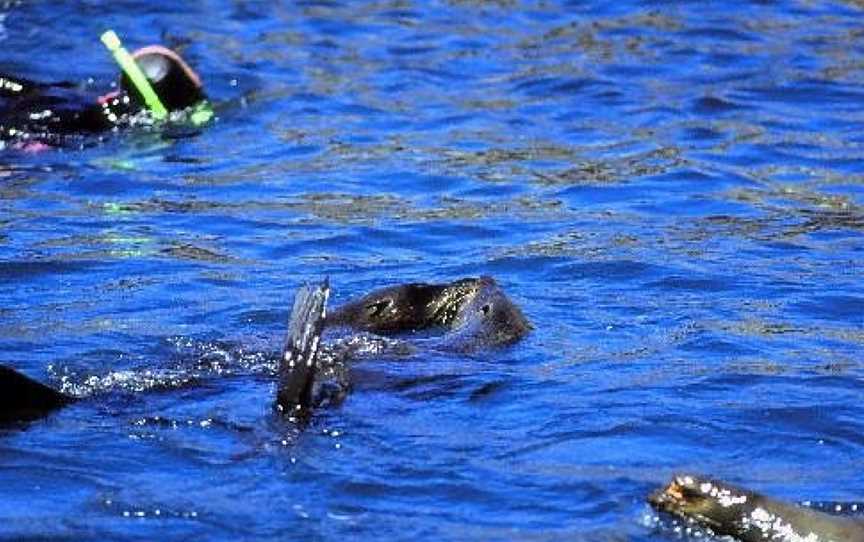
top-left (0, 73), bottom-right (138, 147)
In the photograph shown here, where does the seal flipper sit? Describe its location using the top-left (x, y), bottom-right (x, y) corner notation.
top-left (276, 279), bottom-right (330, 423)
top-left (0, 365), bottom-right (74, 423)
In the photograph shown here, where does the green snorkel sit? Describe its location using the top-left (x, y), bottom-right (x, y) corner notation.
top-left (189, 99), bottom-right (214, 126)
top-left (100, 30), bottom-right (168, 120)
top-left (100, 30), bottom-right (214, 126)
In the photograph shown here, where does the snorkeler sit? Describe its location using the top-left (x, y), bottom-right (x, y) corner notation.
top-left (0, 31), bottom-right (212, 149)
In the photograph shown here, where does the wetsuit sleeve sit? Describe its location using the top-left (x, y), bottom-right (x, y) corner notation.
top-left (0, 73), bottom-right (136, 144)
top-left (0, 73), bottom-right (39, 98)
top-left (54, 102), bottom-right (116, 133)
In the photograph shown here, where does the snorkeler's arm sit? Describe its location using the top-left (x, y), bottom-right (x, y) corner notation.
top-left (0, 73), bottom-right (40, 97)
top-left (0, 72), bottom-right (81, 98)
top-left (276, 279), bottom-right (330, 422)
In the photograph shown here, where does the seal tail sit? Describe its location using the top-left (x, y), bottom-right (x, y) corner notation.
top-left (0, 365), bottom-right (74, 423)
top-left (276, 279), bottom-right (330, 422)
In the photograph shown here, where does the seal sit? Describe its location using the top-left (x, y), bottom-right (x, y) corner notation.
top-left (323, 275), bottom-right (531, 352)
top-left (275, 276), bottom-right (531, 418)
top-left (649, 474), bottom-right (864, 542)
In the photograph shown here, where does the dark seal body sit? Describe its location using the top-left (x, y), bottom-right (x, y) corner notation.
top-left (323, 278), bottom-right (479, 333)
top-left (649, 474), bottom-right (864, 542)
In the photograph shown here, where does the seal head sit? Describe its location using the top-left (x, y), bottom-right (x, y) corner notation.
top-left (435, 276), bottom-right (531, 352)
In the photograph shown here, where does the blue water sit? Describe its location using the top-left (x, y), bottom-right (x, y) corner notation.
top-left (2, 0), bottom-right (863, 539)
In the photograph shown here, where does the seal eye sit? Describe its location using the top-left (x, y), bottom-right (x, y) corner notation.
top-left (365, 299), bottom-right (392, 319)
top-left (480, 303), bottom-right (492, 316)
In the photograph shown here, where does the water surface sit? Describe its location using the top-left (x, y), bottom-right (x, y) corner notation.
top-left (1, 0), bottom-right (863, 540)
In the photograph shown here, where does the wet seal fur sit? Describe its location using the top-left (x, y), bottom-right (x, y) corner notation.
top-left (649, 474), bottom-right (864, 542)
top-left (322, 275), bottom-right (531, 353)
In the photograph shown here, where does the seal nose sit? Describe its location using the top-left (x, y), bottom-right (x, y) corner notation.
top-left (647, 476), bottom-right (688, 509)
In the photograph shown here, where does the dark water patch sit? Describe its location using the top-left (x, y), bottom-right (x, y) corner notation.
top-left (678, 336), bottom-right (760, 356)
top-left (534, 146), bottom-right (685, 187)
top-left (647, 274), bottom-right (736, 292)
top-left (792, 295), bottom-right (864, 323)
top-left (0, 259), bottom-right (101, 280)
top-left (735, 404), bottom-right (864, 446)
top-left (512, 76), bottom-right (607, 98)
top-left (691, 95), bottom-right (746, 115)
top-left (467, 379), bottom-right (510, 403)
top-left (735, 82), bottom-right (864, 112)
top-left (559, 260), bottom-right (660, 282)
top-left (160, 242), bottom-right (239, 264)
top-left (680, 125), bottom-right (725, 142)
top-left (679, 24), bottom-right (760, 43)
